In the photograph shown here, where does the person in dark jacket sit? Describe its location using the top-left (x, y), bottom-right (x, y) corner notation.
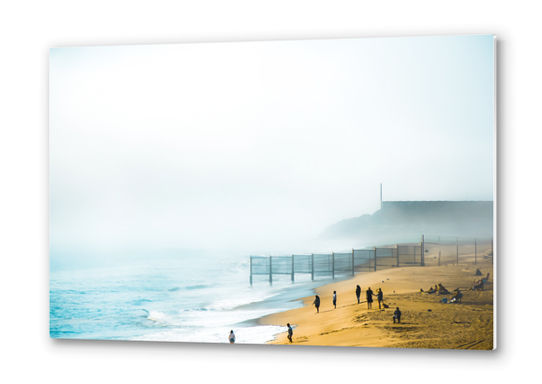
top-left (376, 288), bottom-right (384, 310)
top-left (287, 323), bottom-right (293, 343)
top-left (356, 285), bottom-right (361, 304)
top-left (393, 307), bottom-right (402, 323)
top-left (333, 291), bottom-right (337, 309)
top-left (366, 287), bottom-right (375, 309)
top-left (312, 295), bottom-right (321, 313)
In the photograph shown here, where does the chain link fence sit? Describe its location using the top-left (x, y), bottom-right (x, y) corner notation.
top-left (250, 235), bottom-right (493, 284)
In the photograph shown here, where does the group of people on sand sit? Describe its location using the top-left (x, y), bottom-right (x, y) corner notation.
top-left (419, 283), bottom-right (466, 303)
top-left (357, 285), bottom-right (385, 310)
top-left (228, 285), bottom-right (402, 344)
top-left (230, 284), bottom-right (399, 344)
top-left (311, 285), bottom-right (386, 313)
top-left (420, 283), bottom-right (450, 295)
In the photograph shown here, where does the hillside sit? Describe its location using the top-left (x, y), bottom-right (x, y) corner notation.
top-left (319, 201), bottom-right (494, 244)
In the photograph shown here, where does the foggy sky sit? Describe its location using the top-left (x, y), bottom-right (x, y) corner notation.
top-left (49, 35), bottom-right (495, 257)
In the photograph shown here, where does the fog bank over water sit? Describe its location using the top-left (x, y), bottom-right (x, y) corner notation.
top-left (49, 35), bottom-right (494, 260)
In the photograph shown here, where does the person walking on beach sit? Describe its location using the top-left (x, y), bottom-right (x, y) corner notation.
top-left (393, 307), bottom-right (402, 324)
top-left (333, 291), bottom-right (337, 309)
top-left (356, 285), bottom-right (361, 304)
top-left (312, 295), bottom-right (321, 313)
top-left (287, 323), bottom-right (293, 343)
top-left (376, 288), bottom-right (384, 310)
top-left (366, 287), bottom-right (375, 309)
top-left (229, 330), bottom-right (236, 343)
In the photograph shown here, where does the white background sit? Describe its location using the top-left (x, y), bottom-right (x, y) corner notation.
top-left (1, 1), bottom-right (539, 383)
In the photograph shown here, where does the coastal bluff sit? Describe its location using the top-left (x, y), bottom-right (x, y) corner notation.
top-left (320, 201), bottom-right (493, 243)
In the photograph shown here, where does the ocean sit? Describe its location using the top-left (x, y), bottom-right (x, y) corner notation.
top-left (49, 252), bottom-right (335, 344)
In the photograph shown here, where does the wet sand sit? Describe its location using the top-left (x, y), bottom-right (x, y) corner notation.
top-left (258, 249), bottom-right (494, 350)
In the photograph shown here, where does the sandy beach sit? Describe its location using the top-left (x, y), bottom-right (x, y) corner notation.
top-left (258, 246), bottom-right (494, 350)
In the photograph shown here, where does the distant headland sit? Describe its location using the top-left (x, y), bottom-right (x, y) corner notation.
top-left (320, 201), bottom-right (494, 244)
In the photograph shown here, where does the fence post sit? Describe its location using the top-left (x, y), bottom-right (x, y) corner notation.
top-left (421, 235), bottom-right (425, 266)
top-left (332, 252), bottom-right (335, 279)
top-left (291, 255), bottom-right (295, 283)
top-left (250, 256), bottom-right (253, 286)
top-left (438, 251), bottom-right (441, 266)
top-left (373, 247), bottom-right (377, 271)
top-left (311, 253), bottom-right (314, 281)
top-left (456, 245), bottom-right (459, 266)
top-left (269, 256), bottom-right (273, 285)
top-left (351, 249), bottom-right (355, 276)
top-left (475, 238), bottom-right (477, 265)
top-left (396, 244), bottom-right (399, 268)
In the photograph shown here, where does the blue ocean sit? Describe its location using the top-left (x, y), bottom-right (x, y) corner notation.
top-left (50, 252), bottom-right (333, 344)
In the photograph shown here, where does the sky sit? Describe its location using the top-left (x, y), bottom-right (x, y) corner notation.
top-left (49, 34), bottom-right (495, 257)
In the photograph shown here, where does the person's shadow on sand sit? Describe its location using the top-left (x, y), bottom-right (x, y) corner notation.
top-left (319, 309), bottom-right (334, 314)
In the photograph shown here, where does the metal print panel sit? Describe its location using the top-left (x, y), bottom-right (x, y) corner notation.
top-left (49, 35), bottom-right (495, 349)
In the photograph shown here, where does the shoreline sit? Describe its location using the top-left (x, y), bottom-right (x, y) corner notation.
top-left (256, 250), bottom-right (494, 349)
